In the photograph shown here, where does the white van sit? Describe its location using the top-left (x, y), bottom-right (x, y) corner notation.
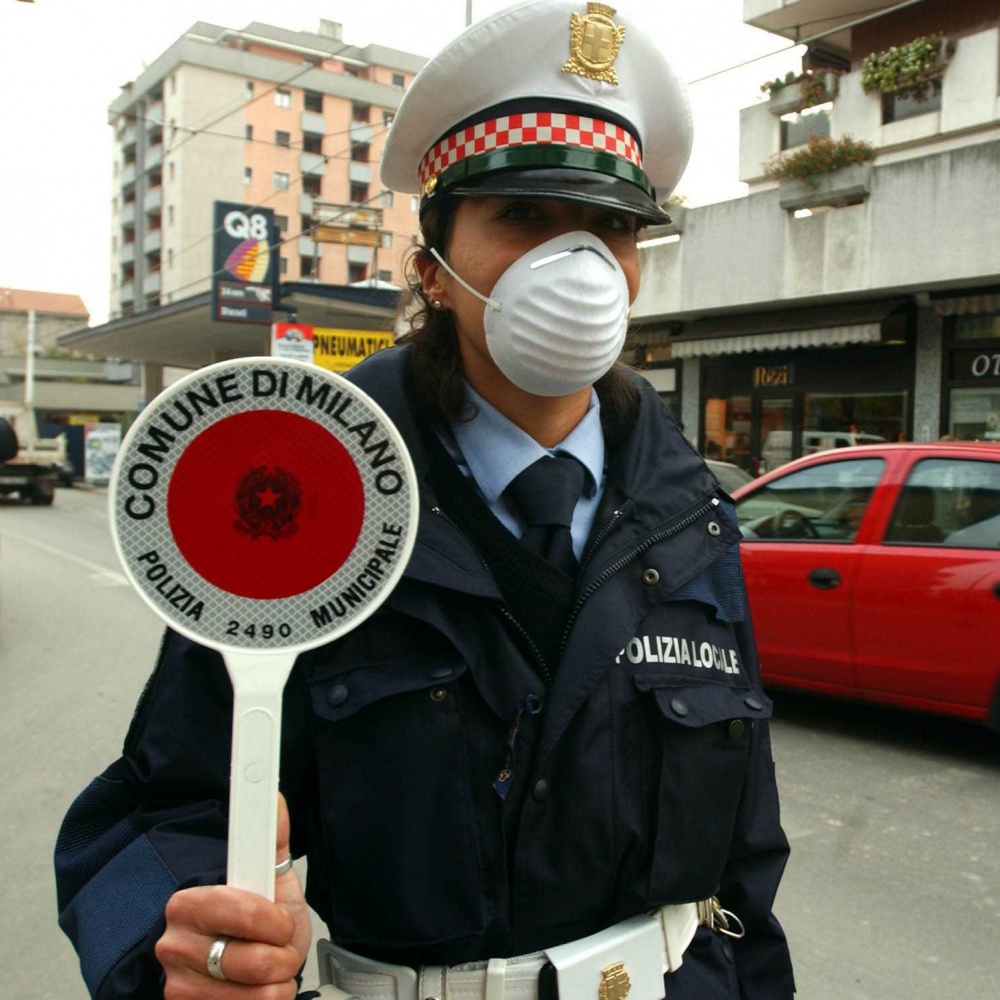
top-left (761, 430), bottom-right (886, 472)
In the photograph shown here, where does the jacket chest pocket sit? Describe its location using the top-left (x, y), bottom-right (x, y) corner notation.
top-left (634, 675), bottom-right (772, 903)
top-left (307, 654), bottom-right (486, 948)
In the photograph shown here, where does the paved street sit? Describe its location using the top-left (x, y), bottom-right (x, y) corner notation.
top-left (1, 485), bottom-right (998, 998)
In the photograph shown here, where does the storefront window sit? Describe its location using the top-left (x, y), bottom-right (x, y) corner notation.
top-left (954, 313), bottom-right (1000, 341)
top-left (703, 396), bottom-right (752, 471)
top-left (949, 387), bottom-right (1000, 442)
top-left (803, 391), bottom-right (907, 447)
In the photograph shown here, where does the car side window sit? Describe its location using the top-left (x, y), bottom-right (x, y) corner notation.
top-left (736, 458), bottom-right (885, 542)
top-left (885, 458), bottom-right (1000, 549)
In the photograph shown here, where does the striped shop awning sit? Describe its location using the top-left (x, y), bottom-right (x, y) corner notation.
top-left (933, 293), bottom-right (1000, 316)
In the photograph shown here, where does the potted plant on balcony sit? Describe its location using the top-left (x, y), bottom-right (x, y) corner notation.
top-left (860, 32), bottom-right (954, 101)
top-left (764, 134), bottom-right (877, 211)
top-left (761, 68), bottom-right (839, 115)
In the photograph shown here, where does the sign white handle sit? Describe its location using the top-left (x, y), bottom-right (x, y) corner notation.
top-left (224, 651), bottom-right (296, 901)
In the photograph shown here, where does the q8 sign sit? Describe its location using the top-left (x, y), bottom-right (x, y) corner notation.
top-left (211, 201), bottom-right (278, 325)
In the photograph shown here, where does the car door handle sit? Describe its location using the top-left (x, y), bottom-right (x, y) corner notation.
top-left (809, 568), bottom-right (841, 590)
top-left (993, 581), bottom-right (1000, 601)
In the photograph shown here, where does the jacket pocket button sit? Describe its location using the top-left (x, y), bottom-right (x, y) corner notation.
top-left (708, 521), bottom-right (722, 536)
top-left (430, 687), bottom-right (448, 702)
top-left (670, 698), bottom-right (689, 717)
top-left (728, 719), bottom-right (746, 739)
top-left (642, 568), bottom-right (660, 585)
top-left (744, 696), bottom-right (764, 711)
top-left (326, 684), bottom-right (349, 708)
top-left (532, 779), bottom-right (549, 802)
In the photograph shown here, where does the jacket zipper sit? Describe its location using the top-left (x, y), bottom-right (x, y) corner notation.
top-left (429, 506), bottom-right (554, 687)
top-left (558, 495), bottom-right (722, 660)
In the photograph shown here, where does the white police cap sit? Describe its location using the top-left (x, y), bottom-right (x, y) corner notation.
top-left (380, 0), bottom-right (693, 225)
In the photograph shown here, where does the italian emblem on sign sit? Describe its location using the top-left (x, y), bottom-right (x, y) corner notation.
top-left (563, 3), bottom-right (626, 85)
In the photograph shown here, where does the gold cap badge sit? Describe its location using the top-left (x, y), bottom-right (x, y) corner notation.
top-left (563, 3), bottom-right (626, 85)
top-left (598, 960), bottom-right (632, 1000)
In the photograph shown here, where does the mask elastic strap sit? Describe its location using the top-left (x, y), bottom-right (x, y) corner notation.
top-left (429, 248), bottom-right (500, 311)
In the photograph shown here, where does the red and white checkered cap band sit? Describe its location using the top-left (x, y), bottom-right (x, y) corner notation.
top-left (418, 111), bottom-right (643, 188)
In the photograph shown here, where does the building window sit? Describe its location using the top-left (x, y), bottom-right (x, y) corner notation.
top-left (169, 118), bottom-right (177, 141)
top-left (955, 314), bottom-right (1000, 341)
top-left (169, 74), bottom-right (176, 95)
top-left (352, 103), bottom-right (370, 122)
top-left (168, 248), bottom-right (174, 268)
top-left (275, 214), bottom-right (289, 233)
top-left (883, 79), bottom-right (942, 124)
top-left (244, 166), bottom-right (253, 185)
top-left (273, 171), bottom-right (290, 190)
top-left (302, 132), bottom-right (323, 154)
top-left (275, 88), bottom-right (291, 108)
top-left (245, 124), bottom-right (254, 141)
top-left (380, 190), bottom-right (394, 208)
top-left (351, 143), bottom-right (370, 163)
top-left (779, 105), bottom-right (831, 151)
top-left (168, 205), bottom-right (175, 224)
top-left (300, 255), bottom-right (318, 278)
top-left (348, 262), bottom-right (368, 283)
top-left (410, 195), bottom-right (420, 213)
top-left (245, 81), bottom-right (254, 99)
top-left (382, 233), bottom-right (394, 248)
top-left (300, 214), bottom-right (314, 237)
top-left (275, 130), bottom-right (291, 147)
top-left (350, 182), bottom-right (369, 203)
top-left (377, 269), bottom-right (393, 283)
top-left (168, 161), bottom-right (175, 181)
top-left (279, 256), bottom-right (288, 275)
top-left (391, 72), bottom-right (405, 87)
top-left (302, 175), bottom-right (321, 197)
top-left (304, 90), bottom-right (323, 112)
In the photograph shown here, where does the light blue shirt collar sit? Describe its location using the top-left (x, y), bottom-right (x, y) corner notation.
top-left (451, 383), bottom-right (604, 503)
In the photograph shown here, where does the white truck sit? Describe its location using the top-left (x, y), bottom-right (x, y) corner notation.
top-left (0, 402), bottom-right (65, 505)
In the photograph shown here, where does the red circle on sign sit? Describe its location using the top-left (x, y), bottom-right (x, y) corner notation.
top-left (168, 410), bottom-right (364, 599)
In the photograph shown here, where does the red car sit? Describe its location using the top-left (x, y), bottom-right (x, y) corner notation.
top-left (731, 443), bottom-right (1000, 728)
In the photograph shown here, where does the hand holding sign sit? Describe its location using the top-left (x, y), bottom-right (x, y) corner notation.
top-left (111, 358), bottom-right (418, 901)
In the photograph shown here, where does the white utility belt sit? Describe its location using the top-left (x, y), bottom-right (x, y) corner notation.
top-left (315, 897), bottom-right (743, 1000)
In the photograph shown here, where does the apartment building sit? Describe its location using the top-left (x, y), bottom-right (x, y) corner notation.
top-left (631, 0), bottom-right (1000, 472)
top-left (0, 288), bottom-right (89, 356)
top-left (107, 20), bottom-right (426, 320)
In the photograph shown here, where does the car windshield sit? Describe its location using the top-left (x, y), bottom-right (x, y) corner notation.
top-left (736, 457), bottom-right (885, 541)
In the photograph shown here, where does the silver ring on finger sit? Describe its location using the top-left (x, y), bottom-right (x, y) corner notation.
top-left (207, 935), bottom-right (230, 981)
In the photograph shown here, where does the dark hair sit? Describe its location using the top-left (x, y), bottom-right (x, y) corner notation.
top-left (398, 195), bottom-right (640, 442)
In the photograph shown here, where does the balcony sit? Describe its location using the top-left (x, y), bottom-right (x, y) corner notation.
top-left (143, 186), bottom-right (163, 212)
top-left (145, 100), bottom-right (164, 126)
top-left (119, 123), bottom-right (136, 148)
top-left (347, 245), bottom-right (373, 264)
top-left (145, 229), bottom-right (162, 252)
top-left (301, 111), bottom-right (326, 134)
top-left (119, 281), bottom-right (135, 304)
top-left (121, 162), bottom-right (136, 187)
top-left (349, 122), bottom-right (376, 144)
top-left (120, 201), bottom-right (135, 226)
top-left (298, 237), bottom-right (324, 257)
top-left (739, 27), bottom-right (1000, 187)
top-left (143, 271), bottom-right (161, 296)
top-left (145, 144), bottom-right (163, 171)
top-left (349, 161), bottom-right (372, 184)
top-left (300, 153), bottom-right (326, 176)
top-left (119, 242), bottom-right (135, 265)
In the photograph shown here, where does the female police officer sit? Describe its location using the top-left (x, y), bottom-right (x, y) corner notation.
top-left (56, 2), bottom-right (794, 997)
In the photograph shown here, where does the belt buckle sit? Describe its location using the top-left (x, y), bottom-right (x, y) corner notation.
top-left (697, 897), bottom-right (746, 940)
top-left (316, 939), bottom-right (419, 1000)
top-left (545, 914), bottom-right (667, 1000)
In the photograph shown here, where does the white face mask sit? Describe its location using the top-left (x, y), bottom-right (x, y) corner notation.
top-left (431, 230), bottom-right (631, 397)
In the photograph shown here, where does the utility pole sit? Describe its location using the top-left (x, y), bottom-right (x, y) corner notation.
top-left (25, 309), bottom-right (36, 406)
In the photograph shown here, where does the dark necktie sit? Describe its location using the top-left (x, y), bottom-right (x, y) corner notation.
top-left (504, 455), bottom-right (585, 576)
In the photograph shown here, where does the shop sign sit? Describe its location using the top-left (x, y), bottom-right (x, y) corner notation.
top-left (953, 349), bottom-right (1000, 381)
top-left (211, 202), bottom-right (278, 325)
top-left (313, 328), bottom-right (395, 373)
top-left (753, 364), bottom-right (793, 388)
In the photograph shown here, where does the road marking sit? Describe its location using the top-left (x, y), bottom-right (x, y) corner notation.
top-left (1, 529), bottom-right (129, 586)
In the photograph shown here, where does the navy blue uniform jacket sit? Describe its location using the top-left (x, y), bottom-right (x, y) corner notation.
top-left (55, 346), bottom-right (794, 998)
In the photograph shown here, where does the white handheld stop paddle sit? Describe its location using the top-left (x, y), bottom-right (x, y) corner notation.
top-left (110, 358), bottom-right (418, 900)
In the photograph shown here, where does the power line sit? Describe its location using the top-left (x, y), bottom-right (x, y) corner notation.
top-left (686, 0), bottom-right (923, 84)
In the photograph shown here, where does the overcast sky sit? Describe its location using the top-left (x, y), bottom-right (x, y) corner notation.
top-left (0, 0), bottom-right (801, 324)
